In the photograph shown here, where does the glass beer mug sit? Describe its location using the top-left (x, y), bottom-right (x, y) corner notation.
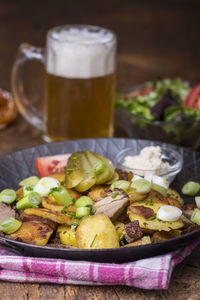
top-left (12, 25), bottom-right (117, 142)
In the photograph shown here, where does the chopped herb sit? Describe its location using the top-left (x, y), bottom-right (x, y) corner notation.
top-left (85, 171), bottom-right (89, 175)
top-left (112, 191), bottom-right (119, 199)
top-left (115, 226), bottom-right (120, 230)
top-left (72, 157), bottom-right (78, 160)
top-left (65, 212), bottom-right (76, 217)
top-left (48, 186), bottom-right (62, 195)
top-left (131, 187), bottom-right (136, 191)
top-left (92, 209), bottom-right (96, 214)
top-left (61, 181), bottom-right (65, 185)
top-left (90, 234), bottom-right (97, 248)
top-left (25, 186), bottom-right (33, 191)
top-left (138, 199), bottom-right (144, 203)
top-left (72, 198), bottom-right (75, 204)
top-left (65, 168), bottom-right (73, 174)
top-left (147, 213), bottom-right (157, 221)
top-left (120, 233), bottom-right (125, 240)
top-left (61, 204), bottom-right (69, 214)
top-left (168, 221), bottom-right (173, 225)
top-left (120, 240), bottom-right (125, 246)
top-left (145, 198), bottom-right (153, 206)
top-left (146, 198), bottom-right (153, 202)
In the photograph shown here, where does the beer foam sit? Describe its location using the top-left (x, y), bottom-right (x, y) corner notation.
top-left (46, 26), bottom-right (116, 78)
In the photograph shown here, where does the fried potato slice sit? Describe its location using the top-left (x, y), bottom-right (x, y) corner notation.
top-left (152, 229), bottom-right (181, 242)
top-left (48, 172), bottom-right (65, 183)
top-left (127, 192), bottom-right (184, 231)
top-left (167, 188), bottom-right (184, 205)
top-left (167, 197), bottom-right (182, 209)
top-left (76, 214), bottom-right (119, 249)
top-left (16, 187), bottom-right (23, 201)
top-left (20, 211), bottom-right (57, 228)
top-left (88, 185), bottom-right (107, 202)
top-left (123, 236), bottom-right (151, 247)
top-left (42, 197), bottom-right (76, 213)
top-left (113, 221), bottom-right (125, 238)
top-left (24, 208), bottom-right (79, 225)
top-left (67, 189), bottom-right (82, 200)
top-left (128, 190), bottom-right (146, 203)
top-left (10, 220), bottom-right (54, 246)
top-left (57, 224), bottom-right (77, 247)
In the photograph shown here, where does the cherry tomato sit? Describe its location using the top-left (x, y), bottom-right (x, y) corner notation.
top-left (140, 86), bottom-right (155, 95)
top-left (35, 154), bottom-right (71, 177)
top-left (184, 83), bottom-right (200, 109)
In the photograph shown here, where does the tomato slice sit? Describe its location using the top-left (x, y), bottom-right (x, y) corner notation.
top-left (140, 86), bottom-right (155, 95)
top-left (184, 83), bottom-right (200, 109)
top-left (35, 154), bottom-right (71, 177)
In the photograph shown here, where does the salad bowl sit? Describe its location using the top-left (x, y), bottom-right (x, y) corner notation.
top-left (0, 138), bottom-right (200, 263)
top-left (115, 79), bottom-right (200, 150)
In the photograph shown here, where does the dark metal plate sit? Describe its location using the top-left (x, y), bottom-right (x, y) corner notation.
top-left (0, 138), bottom-right (199, 263)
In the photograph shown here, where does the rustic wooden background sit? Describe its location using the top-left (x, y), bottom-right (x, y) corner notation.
top-left (0, 0), bottom-right (200, 298)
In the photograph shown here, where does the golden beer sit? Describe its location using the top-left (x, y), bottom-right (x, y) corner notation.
top-left (44, 25), bottom-right (116, 141)
top-left (45, 72), bottom-right (115, 141)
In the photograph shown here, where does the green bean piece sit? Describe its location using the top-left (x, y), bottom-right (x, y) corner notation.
top-left (75, 196), bottom-right (93, 208)
top-left (0, 189), bottom-right (17, 204)
top-left (19, 176), bottom-right (40, 187)
top-left (76, 206), bottom-right (91, 218)
top-left (50, 187), bottom-right (73, 206)
top-left (111, 180), bottom-right (130, 192)
top-left (16, 192), bottom-right (41, 210)
top-left (182, 181), bottom-right (200, 196)
top-left (0, 217), bottom-right (22, 234)
top-left (92, 161), bottom-right (106, 175)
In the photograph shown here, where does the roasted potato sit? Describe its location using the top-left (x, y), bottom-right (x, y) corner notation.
top-left (24, 208), bottom-right (79, 225)
top-left (152, 229), bottom-right (181, 243)
top-left (76, 214), bottom-right (119, 249)
top-left (57, 224), bottom-right (77, 247)
top-left (42, 197), bottom-right (76, 213)
top-left (123, 236), bottom-right (151, 247)
top-left (128, 190), bottom-right (146, 203)
top-left (49, 172), bottom-right (65, 183)
top-left (11, 220), bottom-right (54, 246)
top-left (113, 221), bottom-right (125, 238)
top-left (167, 188), bottom-right (184, 205)
top-left (127, 192), bottom-right (184, 232)
top-left (88, 185), bottom-right (107, 202)
top-left (16, 187), bottom-right (23, 200)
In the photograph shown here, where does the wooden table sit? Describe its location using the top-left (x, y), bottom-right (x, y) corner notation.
top-left (1, 0), bottom-right (200, 298)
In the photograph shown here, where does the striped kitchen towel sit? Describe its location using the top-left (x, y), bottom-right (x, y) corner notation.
top-left (0, 238), bottom-right (199, 290)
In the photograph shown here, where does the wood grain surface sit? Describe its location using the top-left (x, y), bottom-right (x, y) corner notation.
top-left (0, 0), bottom-right (200, 298)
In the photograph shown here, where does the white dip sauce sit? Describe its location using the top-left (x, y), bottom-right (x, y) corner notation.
top-left (123, 146), bottom-right (169, 176)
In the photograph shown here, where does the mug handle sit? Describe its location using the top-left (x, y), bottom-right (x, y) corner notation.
top-left (11, 43), bottom-right (45, 131)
